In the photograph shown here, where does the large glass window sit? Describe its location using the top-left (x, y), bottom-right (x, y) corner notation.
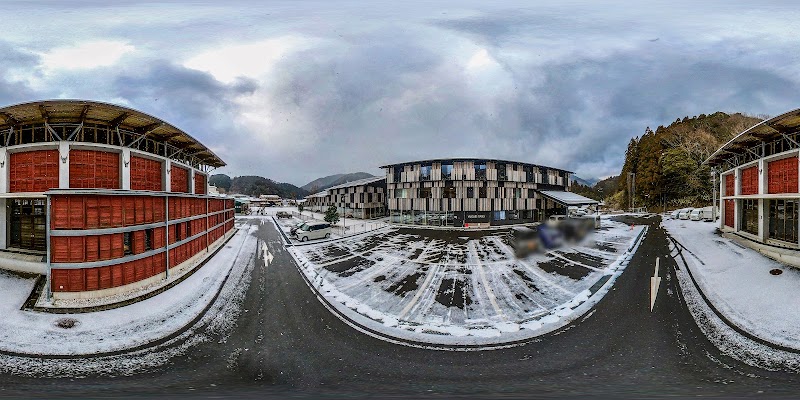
top-left (441, 164), bottom-right (453, 180)
top-left (769, 199), bottom-right (798, 243)
top-left (467, 187), bottom-right (474, 198)
top-left (479, 187), bottom-right (487, 198)
top-left (740, 199), bottom-right (759, 235)
top-left (393, 166), bottom-right (403, 182)
top-left (524, 165), bottom-right (534, 182)
top-left (443, 187), bottom-right (456, 198)
top-left (419, 187), bottom-right (432, 198)
top-left (395, 189), bottom-right (409, 198)
top-left (420, 165), bottom-right (432, 181)
top-left (497, 163), bottom-right (507, 181)
top-left (475, 163), bottom-right (487, 180)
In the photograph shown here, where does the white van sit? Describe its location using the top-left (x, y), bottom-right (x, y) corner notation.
top-left (294, 222), bottom-right (332, 241)
top-left (689, 208), bottom-right (703, 221)
top-left (699, 206), bottom-right (716, 221)
top-left (678, 208), bottom-right (692, 220)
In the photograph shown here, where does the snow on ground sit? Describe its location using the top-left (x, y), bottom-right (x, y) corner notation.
top-left (0, 219), bottom-right (258, 357)
top-left (664, 218), bottom-right (800, 352)
top-left (288, 218), bottom-right (646, 346)
top-left (269, 211), bottom-right (388, 243)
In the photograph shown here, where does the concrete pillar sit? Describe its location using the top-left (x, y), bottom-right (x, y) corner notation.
top-left (188, 169), bottom-right (195, 194)
top-left (734, 169), bottom-right (740, 231)
top-left (758, 159), bottom-right (767, 242)
top-left (58, 141), bottom-right (69, 189)
top-left (121, 148), bottom-right (131, 190)
top-left (164, 161), bottom-right (171, 192)
top-left (0, 198), bottom-right (7, 249)
top-left (0, 147), bottom-right (7, 194)
top-left (719, 172), bottom-right (725, 230)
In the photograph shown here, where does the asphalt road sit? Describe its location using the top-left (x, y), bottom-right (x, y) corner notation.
top-left (3, 216), bottom-right (800, 398)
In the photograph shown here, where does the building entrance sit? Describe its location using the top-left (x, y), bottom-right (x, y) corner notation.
top-left (9, 198), bottom-right (46, 252)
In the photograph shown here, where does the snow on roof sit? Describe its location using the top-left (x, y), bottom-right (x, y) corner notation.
top-left (325, 175), bottom-right (385, 191)
top-left (539, 190), bottom-right (598, 205)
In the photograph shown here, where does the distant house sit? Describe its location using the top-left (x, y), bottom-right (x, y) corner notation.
top-left (304, 176), bottom-right (386, 219)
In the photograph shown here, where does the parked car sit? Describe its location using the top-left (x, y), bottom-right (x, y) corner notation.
top-left (507, 225), bottom-right (540, 257)
top-left (290, 221), bottom-right (306, 235)
top-left (547, 215), bottom-right (567, 227)
top-left (539, 224), bottom-right (564, 249)
top-left (276, 211), bottom-right (292, 218)
top-left (293, 221), bottom-right (332, 242)
top-left (700, 206), bottom-right (717, 221)
top-left (689, 208), bottom-right (703, 221)
top-left (678, 208), bottom-right (692, 220)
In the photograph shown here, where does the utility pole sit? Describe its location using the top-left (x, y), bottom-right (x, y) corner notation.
top-left (628, 172), bottom-right (636, 212)
top-left (711, 168), bottom-right (717, 221)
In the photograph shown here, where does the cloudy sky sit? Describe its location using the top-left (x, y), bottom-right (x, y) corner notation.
top-left (1, 1), bottom-right (799, 186)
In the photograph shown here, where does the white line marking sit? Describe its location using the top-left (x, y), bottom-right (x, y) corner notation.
top-left (397, 264), bottom-right (441, 319)
top-left (469, 241), bottom-right (505, 320)
top-left (547, 251), bottom-right (605, 273)
top-left (650, 257), bottom-right (661, 312)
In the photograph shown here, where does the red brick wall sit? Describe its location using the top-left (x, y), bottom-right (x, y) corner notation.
top-left (170, 166), bottom-right (189, 193)
top-left (740, 166), bottom-right (759, 195)
top-left (130, 156), bottom-right (162, 191)
top-left (767, 156), bottom-right (798, 194)
top-left (69, 150), bottom-right (120, 189)
top-left (9, 150), bottom-right (59, 192)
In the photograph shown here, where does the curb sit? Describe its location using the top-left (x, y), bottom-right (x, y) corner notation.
top-left (288, 223), bottom-right (648, 351)
top-left (668, 233), bottom-right (800, 355)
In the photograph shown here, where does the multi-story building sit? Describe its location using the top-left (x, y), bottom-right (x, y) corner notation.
top-left (0, 99), bottom-right (235, 300)
top-left (304, 176), bottom-right (386, 219)
top-left (707, 108), bottom-right (800, 266)
top-left (381, 158), bottom-right (585, 227)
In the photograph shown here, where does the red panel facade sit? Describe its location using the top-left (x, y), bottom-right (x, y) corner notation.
top-left (130, 156), bottom-right (162, 191)
top-left (725, 174), bottom-right (735, 196)
top-left (69, 149), bottom-right (120, 189)
top-left (740, 166), bottom-right (759, 195)
top-left (725, 199), bottom-right (735, 228)
top-left (50, 192), bottom-right (235, 293)
top-left (9, 150), bottom-right (59, 192)
top-left (768, 156), bottom-right (799, 194)
top-left (194, 173), bottom-right (206, 194)
top-left (171, 166), bottom-right (189, 193)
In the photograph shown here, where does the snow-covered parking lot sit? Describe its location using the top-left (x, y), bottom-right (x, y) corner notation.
top-left (289, 218), bottom-right (646, 347)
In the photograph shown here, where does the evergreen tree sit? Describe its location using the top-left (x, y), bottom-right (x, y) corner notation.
top-left (324, 205), bottom-right (340, 225)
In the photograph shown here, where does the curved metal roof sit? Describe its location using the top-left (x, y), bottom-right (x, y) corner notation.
top-left (379, 158), bottom-right (572, 173)
top-left (705, 109), bottom-right (800, 167)
top-left (0, 99), bottom-right (225, 167)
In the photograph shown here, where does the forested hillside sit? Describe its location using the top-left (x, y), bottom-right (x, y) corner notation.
top-left (609, 112), bottom-right (763, 210)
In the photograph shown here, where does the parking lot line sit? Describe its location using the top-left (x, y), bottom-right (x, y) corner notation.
top-left (469, 242), bottom-right (505, 320)
top-left (397, 264), bottom-right (441, 320)
top-left (547, 251), bottom-right (605, 273)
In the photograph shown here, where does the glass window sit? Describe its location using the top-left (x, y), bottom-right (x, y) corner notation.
top-left (528, 189), bottom-right (536, 198)
top-left (123, 232), bottom-right (132, 255)
top-left (443, 187), bottom-right (456, 198)
top-left (497, 163), bottom-right (506, 181)
top-left (769, 199), bottom-right (798, 243)
top-left (514, 188), bottom-right (522, 198)
top-left (145, 229), bottom-right (153, 251)
top-left (420, 165), bottom-right (432, 181)
top-left (479, 187), bottom-right (487, 198)
top-left (475, 163), bottom-right (487, 180)
top-left (393, 166), bottom-right (403, 182)
top-left (524, 165), bottom-right (534, 182)
top-left (467, 187), bottom-right (474, 198)
top-left (441, 164), bottom-right (453, 180)
top-left (419, 187), bottom-right (432, 198)
top-left (493, 211), bottom-right (506, 220)
top-left (740, 199), bottom-right (758, 235)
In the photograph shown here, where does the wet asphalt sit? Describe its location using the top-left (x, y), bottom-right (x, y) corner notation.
top-left (2, 216), bottom-right (800, 398)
